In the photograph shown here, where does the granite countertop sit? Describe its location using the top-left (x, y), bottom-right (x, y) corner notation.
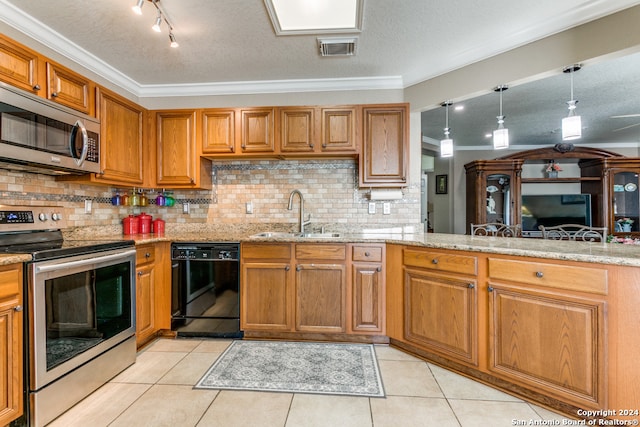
top-left (3, 226), bottom-right (640, 267)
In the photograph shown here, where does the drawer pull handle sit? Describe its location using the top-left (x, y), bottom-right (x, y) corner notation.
top-left (33, 84), bottom-right (41, 91)
top-left (364, 251), bottom-right (371, 257)
top-left (535, 271), bottom-right (544, 278)
top-left (145, 252), bottom-right (151, 258)
top-left (431, 259), bottom-right (438, 264)
top-left (51, 92), bottom-right (58, 97)
top-left (467, 283), bottom-right (475, 289)
top-left (14, 305), bottom-right (23, 312)
top-left (488, 286), bottom-right (494, 292)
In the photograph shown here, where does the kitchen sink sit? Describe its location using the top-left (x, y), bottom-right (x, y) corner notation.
top-left (250, 231), bottom-right (341, 239)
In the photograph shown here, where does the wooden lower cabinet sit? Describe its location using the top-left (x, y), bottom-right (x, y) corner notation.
top-left (241, 242), bottom-right (385, 340)
top-left (385, 244), bottom-right (638, 419)
top-left (135, 243), bottom-right (170, 347)
top-left (0, 263), bottom-right (23, 426)
top-left (404, 269), bottom-right (478, 366)
top-left (488, 283), bottom-right (605, 410)
top-left (295, 262), bottom-right (346, 333)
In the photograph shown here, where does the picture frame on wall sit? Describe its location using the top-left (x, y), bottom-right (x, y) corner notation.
top-left (436, 174), bottom-right (448, 194)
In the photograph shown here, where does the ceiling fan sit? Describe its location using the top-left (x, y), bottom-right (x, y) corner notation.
top-left (610, 114), bottom-right (640, 132)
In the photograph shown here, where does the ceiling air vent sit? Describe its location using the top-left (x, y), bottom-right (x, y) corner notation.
top-left (318, 37), bottom-right (357, 57)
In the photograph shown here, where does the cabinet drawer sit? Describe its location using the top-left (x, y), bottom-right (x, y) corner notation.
top-left (0, 265), bottom-right (21, 297)
top-left (352, 245), bottom-right (383, 262)
top-left (404, 248), bottom-right (477, 276)
top-left (242, 243), bottom-right (291, 260)
top-left (136, 245), bottom-right (156, 266)
top-left (295, 244), bottom-right (346, 260)
top-left (488, 258), bottom-right (608, 295)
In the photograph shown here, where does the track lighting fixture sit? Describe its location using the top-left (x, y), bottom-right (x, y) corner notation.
top-left (440, 101), bottom-right (454, 158)
top-left (131, 0), bottom-right (180, 47)
top-left (169, 33), bottom-right (179, 48)
top-left (493, 85), bottom-right (509, 150)
top-left (152, 11), bottom-right (162, 32)
top-left (132, 0), bottom-right (144, 15)
top-left (562, 64), bottom-right (582, 141)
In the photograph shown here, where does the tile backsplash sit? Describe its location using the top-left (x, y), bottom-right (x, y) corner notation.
top-left (0, 159), bottom-right (423, 233)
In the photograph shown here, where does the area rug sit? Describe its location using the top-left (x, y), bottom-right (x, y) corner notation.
top-left (195, 340), bottom-right (385, 397)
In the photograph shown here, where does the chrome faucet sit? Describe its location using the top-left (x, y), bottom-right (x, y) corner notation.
top-left (288, 189), bottom-right (311, 233)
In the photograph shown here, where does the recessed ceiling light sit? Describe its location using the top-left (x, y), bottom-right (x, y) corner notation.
top-left (454, 105), bottom-right (464, 111)
top-left (264, 0), bottom-right (364, 35)
top-left (485, 133), bottom-right (492, 138)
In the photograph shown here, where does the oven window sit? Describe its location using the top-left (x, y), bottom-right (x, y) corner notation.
top-left (44, 261), bottom-right (132, 370)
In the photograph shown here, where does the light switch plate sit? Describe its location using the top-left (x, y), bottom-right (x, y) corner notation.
top-left (183, 202), bottom-right (190, 214)
top-left (246, 202), bottom-right (253, 214)
top-left (84, 199), bottom-right (92, 214)
top-left (383, 202), bottom-right (391, 215)
top-left (368, 202), bottom-right (376, 214)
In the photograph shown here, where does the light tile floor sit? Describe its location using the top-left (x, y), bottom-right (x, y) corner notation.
top-left (48, 338), bottom-right (571, 427)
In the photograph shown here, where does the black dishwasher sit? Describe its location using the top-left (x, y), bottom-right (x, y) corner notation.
top-left (171, 243), bottom-right (242, 338)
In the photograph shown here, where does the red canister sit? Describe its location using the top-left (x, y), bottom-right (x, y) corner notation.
top-left (123, 215), bottom-right (139, 235)
top-left (137, 212), bottom-right (152, 234)
top-left (152, 218), bottom-right (165, 234)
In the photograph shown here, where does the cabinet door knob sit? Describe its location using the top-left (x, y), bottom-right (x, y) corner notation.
top-left (14, 305), bottom-right (23, 312)
top-left (488, 286), bottom-right (494, 292)
top-left (138, 271), bottom-right (143, 276)
top-left (285, 265), bottom-right (290, 271)
top-left (32, 84), bottom-right (41, 91)
top-left (431, 259), bottom-right (439, 264)
top-left (296, 265), bottom-right (302, 271)
top-left (51, 92), bottom-right (58, 97)
top-left (376, 267), bottom-right (382, 272)
top-left (535, 271), bottom-right (544, 278)
top-left (322, 143), bottom-right (327, 148)
top-left (309, 143), bottom-right (314, 149)
top-left (145, 252), bottom-right (151, 258)
top-left (467, 283), bottom-right (475, 289)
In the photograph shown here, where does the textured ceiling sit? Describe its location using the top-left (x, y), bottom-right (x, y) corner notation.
top-left (1, 0), bottom-right (640, 148)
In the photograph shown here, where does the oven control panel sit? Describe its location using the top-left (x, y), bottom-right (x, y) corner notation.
top-left (0, 205), bottom-right (67, 232)
top-left (172, 244), bottom-right (239, 261)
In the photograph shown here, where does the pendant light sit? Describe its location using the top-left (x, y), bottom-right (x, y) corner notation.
top-left (493, 85), bottom-right (509, 150)
top-left (440, 101), bottom-right (454, 158)
top-left (132, 0), bottom-right (144, 15)
top-left (562, 64), bottom-right (582, 141)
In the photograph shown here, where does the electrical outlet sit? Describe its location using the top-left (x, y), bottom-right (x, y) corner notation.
top-left (383, 202), bottom-right (391, 215)
top-left (182, 202), bottom-right (190, 214)
top-left (84, 199), bottom-right (92, 214)
top-left (368, 202), bottom-right (376, 214)
top-left (246, 202), bottom-right (253, 214)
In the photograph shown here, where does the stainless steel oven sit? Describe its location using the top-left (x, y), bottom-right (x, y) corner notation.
top-left (0, 205), bottom-right (136, 427)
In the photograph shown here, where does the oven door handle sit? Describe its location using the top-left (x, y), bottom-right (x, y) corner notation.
top-left (35, 249), bottom-right (136, 273)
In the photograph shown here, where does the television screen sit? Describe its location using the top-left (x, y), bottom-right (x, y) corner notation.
top-left (521, 194), bottom-right (592, 237)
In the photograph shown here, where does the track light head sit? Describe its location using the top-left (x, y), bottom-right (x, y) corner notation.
top-left (132, 0), bottom-right (144, 15)
top-left (152, 13), bottom-right (162, 32)
top-left (169, 33), bottom-right (179, 48)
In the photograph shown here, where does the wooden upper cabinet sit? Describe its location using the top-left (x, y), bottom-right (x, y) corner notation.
top-left (96, 87), bottom-right (144, 184)
top-left (156, 110), bottom-right (201, 187)
top-left (46, 61), bottom-right (94, 115)
top-left (0, 33), bottom-right (44, 94)
top-left (201, 109), bottom-right (236, 154)
top-left (321, 107), bottom-right (358, 153)
top-left (279, 107), bottom-right (316, 153)
top-left (360, 104), bottom-right (409, 187)
top-left (240, 107), bottom-right (275, 154)
top-left (155, 110), bottom-right (211, 189)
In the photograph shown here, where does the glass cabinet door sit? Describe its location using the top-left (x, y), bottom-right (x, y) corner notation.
top-left (486, 173), bottom-right (512, 224)
top-left (612, 171), bottom-right (639, 233)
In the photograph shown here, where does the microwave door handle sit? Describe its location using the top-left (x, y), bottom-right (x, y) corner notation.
top-left (35, 249), bottom-right (136, 274)
top-left (69, 120), bottom-right (89, 166)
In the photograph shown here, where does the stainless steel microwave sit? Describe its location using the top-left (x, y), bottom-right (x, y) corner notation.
top-left (0, 82), bottom-right (100, 175)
